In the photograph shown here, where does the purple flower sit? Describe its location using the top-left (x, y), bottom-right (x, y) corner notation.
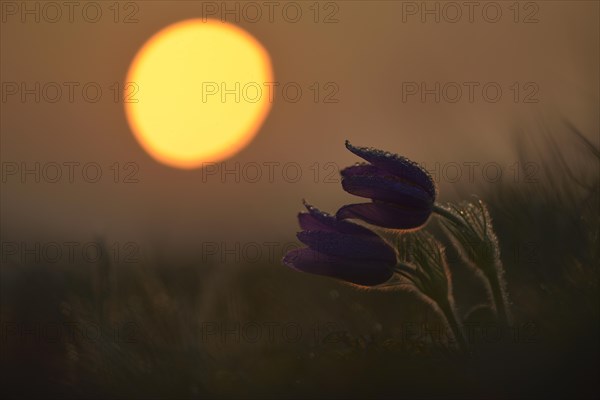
top-left (283, 201), bottom-right (396, 286)
top-left (337, 141), bottom-right (437, 229)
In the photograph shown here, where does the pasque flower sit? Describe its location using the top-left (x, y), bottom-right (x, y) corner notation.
top-left (283, 201), bottom-right (397, 286)
top-left (337, 141), bottom-right (437, 229)
top-left (281, 140), bottom-right (512, 354)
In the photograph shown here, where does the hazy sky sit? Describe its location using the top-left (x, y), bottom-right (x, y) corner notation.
top-left (1, 1), bottom-right (598, 262)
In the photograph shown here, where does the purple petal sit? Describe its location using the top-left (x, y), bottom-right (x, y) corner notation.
top-left (340, 164), bottom-right (386, 179)
top-left (298, 212), bottom-right (338, 233)
top-left (336, 202), bottom-right (432, 229)
top-left (341, 165), bottom-right (429, 192)
top-left (298, 201), bottom-right (380, 237)
top-left (341, 174), bottom-right (433, 210)
top-left (345, 141), bottom-right (436, 199)
top-left (296, 230), bottom-right (397, 264)
top-left (282, 248), bottom-right (394, 286)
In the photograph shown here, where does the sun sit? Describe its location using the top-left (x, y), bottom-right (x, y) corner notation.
top-left (125, 19), bottom-right (273, 169)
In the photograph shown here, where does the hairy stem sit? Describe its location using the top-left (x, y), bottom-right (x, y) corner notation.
top-left (432, 203), bottom-right (464, 227)
top-left (487, 270), bottom-right (512, 328)
top-left (433, 202), bottom-right (512, 329)
top-left (438, 298), bottom-right (468, 355)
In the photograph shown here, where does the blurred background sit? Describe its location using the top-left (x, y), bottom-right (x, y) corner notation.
top-left (1, 1), bottom-right (598, 251)
top-left (1, 1), bottom-right (598, 398)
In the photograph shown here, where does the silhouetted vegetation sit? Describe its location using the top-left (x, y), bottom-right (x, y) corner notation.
top-left (1, 122), bottom-right (598, 399)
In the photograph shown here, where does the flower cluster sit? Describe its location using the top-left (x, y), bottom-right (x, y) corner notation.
top-left (284, 141), bottom-right (437, 286)
top-left (282, 140), bottom-right (510, 353)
